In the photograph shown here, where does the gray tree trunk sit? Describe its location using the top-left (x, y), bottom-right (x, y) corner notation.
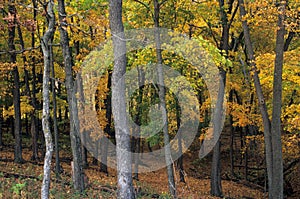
top-left (210, 0), bottom-right (235, 195)
top-left (109, 0), bottom-right (135, 198)
top-left (133, 66), bottom-right (145, 180)
top-left (40, 1), bottom-right (55, 198)
top-left (77, 72), bottom-right (88, 169)
top-left (238, 0), bottom-right (273, 192)
top-left (58, 0), bottom-right (85, 192)
top-left (74, 40), bottom-right (88, 169)
top-left (210, 68), bottom-right (225, 197)
top-left (153, 0), bottom-right (177, 197)
top-left (270, 1), bottom-right (286, 198)
top-left (50, 35), bottom-right (61, 176)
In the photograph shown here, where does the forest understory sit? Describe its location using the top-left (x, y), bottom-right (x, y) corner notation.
top-left (0, 127), bottom-right (299, 199)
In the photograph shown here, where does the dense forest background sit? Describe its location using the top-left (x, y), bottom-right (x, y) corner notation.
top-left (0, 0), bottom-right (299, 198)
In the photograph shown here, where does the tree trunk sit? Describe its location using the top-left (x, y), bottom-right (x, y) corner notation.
top-left (28, 0), bottom-right (39, 161)
top-left (229, 90), bottom-right (235, 177)
top-left (210, 68), bottom-right (226, 197)
top-left (238, 0), bottom-right (273, 192)
top-left (74, 40), bottom-right (88, 169)
top-left (50, 34), bottom-right (61, 176)
top-left (133, 66), bottom-right (145, 180)
top-left (270, 1), bottom-right (286, 198)
top-left (31, 19), bottom-right (39, 160)
top-left (100, 71), bottom-right (112, 175)
top-left (77, 70), bottom-right (88, 169)
top-left (58, 0), bottom-right (85, 192)
top-left (109, 0), bottom-right (135, 198)
top-left (176, 97), bottom-right (185, 183)
top-left (210, 0), bottom-right (233, 195)
top-left (8, 3), bottom-right (23, 164)
top-left (40, 1), bottom-right (55, 198)
top-left (153, 0), bottom-right (177, 197)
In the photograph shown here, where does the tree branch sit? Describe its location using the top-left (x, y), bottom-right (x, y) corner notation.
top-left (228, 3), bottom-right (239, 28)
top-left (0, 45), bottom-right (41, 55)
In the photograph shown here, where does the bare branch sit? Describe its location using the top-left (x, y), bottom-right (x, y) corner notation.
top-left (228, 3), bottom-right (239, 28)
top-left (0, 45), bottom-right (41, 55)
top-left (133, 0), bottom-right (150, 11)
top-left (133, 0), bottom-right (154, 18)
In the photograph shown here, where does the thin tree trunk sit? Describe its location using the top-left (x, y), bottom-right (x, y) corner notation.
top-left (29, 0), bottom-right (39, 161)
top-left (109, 0), bottom-right (135, 198)
top-left (133, 66), bottom-right (145, 180)
top-left (8, 3), bottom-right (23, 164)
top-left (74, 40), bottom-right (88, 169)
top-left (238, 0), bottom-right (273, 192)
top-left (58, 0), bottom-right (85, 192)
top-left (50, 34), bottom-right (61, 176)
top-left (100, 72), bottom-right (112, 175)
top-left (76, 69), bottom-right (88, 169)
top-left (153, 0), bottom-right (177, 197)
top-left (40, 1), bottom-right (55, 198)
top-left (229, 90), bottom-right (235, 177)
top-left (176, 97), bottom-right (185, 183)
top-left (270, 1), bottom-right (286, 198)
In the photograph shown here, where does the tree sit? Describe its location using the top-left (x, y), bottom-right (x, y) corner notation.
top-left (30, 0), bottom-right (39, 162)
top-left (50, 33), bottom-right (61, 176)
top-left (40, 0), bottom-right (55, 198)
top-left (270, 1), bottom-right (286, 198)
top-left (109, 0), bottom-right (135, 198)
top-left (238, 0), bottom-right (287, 197)
top-left (153, 0), bottom-right (177, 198)
top-left (238, 0), bottom-right (273, 192)
top-left (58, 0), bottom-right (85, 192)
top-left (100, 71), bottom-right (112, 175)
top-left (152, 0), bottom-right (177, 197)
top-left (7, 2), bottom-right (23, 164)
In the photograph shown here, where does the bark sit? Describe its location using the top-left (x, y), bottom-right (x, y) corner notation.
top-left (40, 1), bottom-right (55, 198)
top-left (50, 34), bottom-right (61, 175)
top-left (8, 3), bottom-right (23, 164)
top-left (73, 39), bottom-right (88, 169)
top-left (58, 0), bottom-right (85, 192)
top-left (100, 71), bottom-right (112, 175)
top-left (210, 0), bottom-right (233, 195)
top-left (76, 69), bottom-right (88, 169)
top-left (229, 89), bottom-right (237, 177)
top-left (283, 31), bottom-right (294, 52)
top-left (176, 104), bottom-right (185, 183)
top-left (30, 0), bottom-right (39, 161)
top-left (210, 68), bottom-right (226, 197)
top-left (109, 0), bottom-right (135, 198)
top-left (133, 66), bottom-right (145, 180)
top-left (153, 0), bottom-right (176, 197)
top-left (270, 1), bottom-right (286, 198)
top-left (238, 0), bottom-right (273, 192)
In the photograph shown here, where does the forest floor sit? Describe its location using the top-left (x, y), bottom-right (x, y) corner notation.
top-left (0, 132), bottom-right (299, 198)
